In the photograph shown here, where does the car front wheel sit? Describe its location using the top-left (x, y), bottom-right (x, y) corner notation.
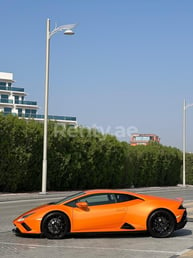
top-left (147, 209), bottom-right (176, 238)
top-left (42, 212), bottom-right (69, 239)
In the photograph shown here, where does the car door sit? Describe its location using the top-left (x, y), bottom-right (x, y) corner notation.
top-left (70, 193), bottom-right (128, 232)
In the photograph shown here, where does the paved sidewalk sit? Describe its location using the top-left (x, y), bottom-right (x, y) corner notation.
top-left (0, 191), bottom-right (76, 202)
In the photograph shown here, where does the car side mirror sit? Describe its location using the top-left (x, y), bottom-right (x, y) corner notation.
top-left (76, 202), bottom-right (88, 209)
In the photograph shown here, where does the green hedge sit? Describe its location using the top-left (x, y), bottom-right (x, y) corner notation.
top-left (126, 144), bottom-right (182, 187)
top-left (0, 114), bottom-right (187, 192)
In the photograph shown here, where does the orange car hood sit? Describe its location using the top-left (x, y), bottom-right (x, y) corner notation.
top-left (16, 203), bottom-right (52, 218)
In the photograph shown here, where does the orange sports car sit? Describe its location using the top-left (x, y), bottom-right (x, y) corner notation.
top-left (13, 189), bottom-right (187, 239)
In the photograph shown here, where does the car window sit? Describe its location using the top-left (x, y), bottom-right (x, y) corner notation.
top-left (54, 192), bottom-right (85, 204)
top-left (115, 194), bottom-right (137, 203)
top-left (66, 193), bottom-right (116, 207)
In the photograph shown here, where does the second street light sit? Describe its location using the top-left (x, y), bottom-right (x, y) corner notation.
top-left (41, 18), bottom-right (77, 194)
top-left (182, 99), bottom-right (193, 187)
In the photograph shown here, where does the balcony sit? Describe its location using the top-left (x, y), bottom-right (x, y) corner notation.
top-left (15, 100), bottom-right (37, 106)
top-left (1, 112), bottom-right (77, 125)
top-left (0, 99), bottom-right (13, 104)
top-left (36, 114), bottom-right (77, 121)
top-left (17, 113), bottom-right (76, 121)
top-left (0, 85), bottom-right (25, 92)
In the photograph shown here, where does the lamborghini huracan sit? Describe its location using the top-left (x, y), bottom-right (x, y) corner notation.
top-left (13, 189), bottom-right (187, 239)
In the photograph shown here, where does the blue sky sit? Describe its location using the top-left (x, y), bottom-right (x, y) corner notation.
top-left (1, 0), bottom-right (193, 151)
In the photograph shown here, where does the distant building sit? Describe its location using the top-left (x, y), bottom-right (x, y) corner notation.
top-left (0, 72), bottom-right (77, 126)
top-left (130, 133), bottom-right (160, 146)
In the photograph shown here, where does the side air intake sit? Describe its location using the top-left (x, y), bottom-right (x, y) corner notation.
top-left (121, 223), bottom-right (135, 230)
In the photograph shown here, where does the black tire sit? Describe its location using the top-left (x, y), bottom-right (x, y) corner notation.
top-left (147, 209), bottom-right (176, 238)
top-left (42, 212), bottom-right (69, 239)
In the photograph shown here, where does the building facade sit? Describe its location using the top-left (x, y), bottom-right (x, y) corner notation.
top-left (0, 72), bottom-right (77, 126)
top-left (130, 133), bottom-right (160, 146)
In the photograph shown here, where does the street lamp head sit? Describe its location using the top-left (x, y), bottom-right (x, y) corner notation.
top-left (64, 29), bottom-right (75, 35)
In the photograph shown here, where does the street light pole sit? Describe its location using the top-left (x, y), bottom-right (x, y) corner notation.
top-left (41, 19), bottom-right (50, 194)
top-left (41, 18), bottom-right (76, 194)
top-left (183, 99), bottom-right (186, 187)
top-left (182, 99), bottom-right (193, 187)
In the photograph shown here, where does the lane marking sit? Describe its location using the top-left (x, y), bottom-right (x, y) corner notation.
top-left (0, 241), bottom-right (178, 254)
top-left (0, 232), bottom-right (192, 255)
top-left (0, 239), bottom-right (192, 256)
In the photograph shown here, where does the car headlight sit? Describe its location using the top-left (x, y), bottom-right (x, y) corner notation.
top-left (17, 212), bottom-right (35, 222)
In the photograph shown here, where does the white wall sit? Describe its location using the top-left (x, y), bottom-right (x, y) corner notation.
top-left (0, 72), bottom-right (13, 81)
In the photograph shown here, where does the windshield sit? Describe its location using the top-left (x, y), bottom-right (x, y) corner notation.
top-left (53, 191), bottom-right (85, 204)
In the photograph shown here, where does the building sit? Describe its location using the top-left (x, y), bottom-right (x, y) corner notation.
top-left (130, 133), bottom-right (160, 146)
top-left (0, 72), bottom-right (77, 126)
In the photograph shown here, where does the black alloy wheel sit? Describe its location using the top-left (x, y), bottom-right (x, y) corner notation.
top-left (147, 209), bottom-right (176, 238)
top-left (42, 212), bottom-right (69, 239)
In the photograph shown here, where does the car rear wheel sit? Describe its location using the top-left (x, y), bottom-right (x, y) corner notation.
top-left (147, 209), bottom-right (176, 238)
top-left (42, 212), bottom-right (69, 239)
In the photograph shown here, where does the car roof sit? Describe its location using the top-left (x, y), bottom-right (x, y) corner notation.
top-left (83, 189), bottom-right (139, 196)
top-left (59, 189), bottom-right (179, 205)
top-left (82, 189), bottom-right (176, 203)
top-left (84, 189), bottom-right (126, 193)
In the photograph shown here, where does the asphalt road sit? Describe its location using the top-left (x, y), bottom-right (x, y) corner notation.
top-left (0, 186), bottom-right (193, 258)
